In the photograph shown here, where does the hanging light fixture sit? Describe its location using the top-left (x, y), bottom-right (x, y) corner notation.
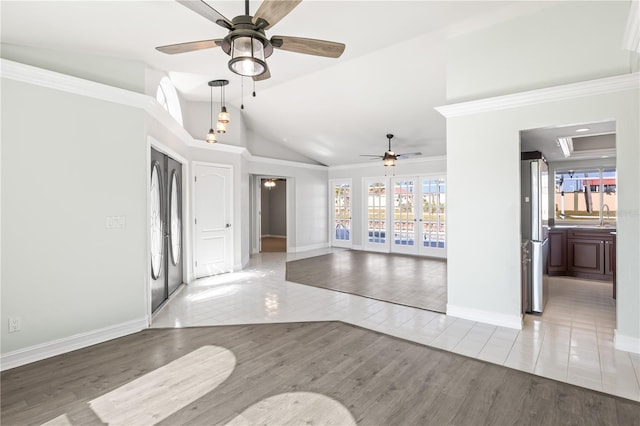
top-left (205, 82), bottom-right (217, 144)
top-left (220, 12), bottom-right (273, 78)
top-left (208, 79), bottom-right (230, 135)
top-left (383, 154), bottom-right (396, 167)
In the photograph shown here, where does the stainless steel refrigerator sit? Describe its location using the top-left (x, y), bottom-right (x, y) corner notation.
top-left (521, 151), bottom-right (549, 314)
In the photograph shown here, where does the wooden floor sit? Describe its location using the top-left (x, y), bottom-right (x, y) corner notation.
top-left (261, 237), bottom-right (286, 252)
top-left (2, 322), bottom-right (638, 425)
top-left (286, 250), bottom-right (447, 313)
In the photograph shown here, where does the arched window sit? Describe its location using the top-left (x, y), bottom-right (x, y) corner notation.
top-left (156, 77), bottom-right (183, 126)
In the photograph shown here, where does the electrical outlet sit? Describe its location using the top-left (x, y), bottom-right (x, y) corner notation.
top-left (8, 317), bottom-right (21, 333)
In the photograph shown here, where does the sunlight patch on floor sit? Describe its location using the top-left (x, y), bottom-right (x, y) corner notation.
top-left (225, 392), bottom-right (357, 426)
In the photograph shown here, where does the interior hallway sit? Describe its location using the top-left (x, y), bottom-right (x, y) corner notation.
top-left (152, 249), bottom-right (640, 402)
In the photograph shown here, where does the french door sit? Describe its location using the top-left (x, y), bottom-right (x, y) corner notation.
top-left (391, 176), bottom-right (446, 257)
top-left (364, 178), bottom-right (389, 252)
top-left (363, 175), bottom-right (446, 257)
top-left (331, 179), bottom-right (352, 248)
top-left (150, 148), bottom-right (183, 312)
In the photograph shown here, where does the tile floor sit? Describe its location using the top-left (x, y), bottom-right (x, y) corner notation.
top-left (152, 248), bottom-right (640, 402)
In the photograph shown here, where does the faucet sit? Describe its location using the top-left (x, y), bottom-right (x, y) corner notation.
top-left (600, 204), bottom-right (611, 226)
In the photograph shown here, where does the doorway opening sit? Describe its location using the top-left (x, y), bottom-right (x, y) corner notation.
top-left (260, 178), bottom-right (287, 252)
top-left (519, 120), bottom-right (617, 325)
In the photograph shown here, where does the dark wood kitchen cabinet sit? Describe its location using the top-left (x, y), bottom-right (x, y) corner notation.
top-left (548, 229), bottom-right (567, 274)
top-left (567, 229), bottom-right (614, 280)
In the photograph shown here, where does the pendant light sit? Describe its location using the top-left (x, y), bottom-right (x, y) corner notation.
top-left (205, 82), bottom-right (217, 144)
top-left (208, 79), bottom-right (230, 135)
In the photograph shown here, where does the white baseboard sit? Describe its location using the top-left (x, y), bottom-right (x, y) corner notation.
top-left (446, 304), bottom-right (523, 330)
top-left (0, 317), bottom-right (148, 371)
top-left (615, 330), bottom-right (640, 354)
top-left (290, 242), bottom-right (330, 253)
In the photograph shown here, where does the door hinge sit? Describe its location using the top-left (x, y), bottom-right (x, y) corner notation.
top-left (195, 176), bottom-right (197, 182)
top-left (195, 218), bottom-right (197, 225)
top-left (195, 260), bottom-right (198, 267)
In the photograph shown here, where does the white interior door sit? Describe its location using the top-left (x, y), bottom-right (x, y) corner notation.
top-left (194, 164), bottom-right (233, 277)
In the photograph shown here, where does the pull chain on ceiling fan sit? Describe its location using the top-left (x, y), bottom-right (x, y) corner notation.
top-left (360, 134), bottom-right (423, 167)
top-left (156, 0), bottom-right (346, 81)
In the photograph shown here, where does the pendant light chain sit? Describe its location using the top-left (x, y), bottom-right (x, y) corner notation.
top-left (241, 77), bottom-right (245, 110)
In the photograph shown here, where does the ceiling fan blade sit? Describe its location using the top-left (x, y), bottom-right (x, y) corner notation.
top-left (253, 66), bottom-right (271, 81)
top-left (156, 39), bottom-right (223, 55)
top-left (177, 0), bottom-right (232, 29)
top-left (271, 36), bottom-right (345, 58)
top-left (396, 152), bottom-right (423, 158)
top-left (360, 154), bottom-right (383, 158)
top-left (253, 0), bottom-right (301, 30)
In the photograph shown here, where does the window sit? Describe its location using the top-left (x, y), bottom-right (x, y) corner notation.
top-left (156, 77), bottom-right (183, 126)
top-left (555, 168), bottom-right (616, 223)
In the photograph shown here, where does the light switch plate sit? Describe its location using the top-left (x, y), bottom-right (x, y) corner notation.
top-left (106, 216), bottom-right (126, 229)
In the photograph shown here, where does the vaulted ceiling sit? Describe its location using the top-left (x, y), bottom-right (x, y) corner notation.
top-left (1, 1), bottom-right (622, 166)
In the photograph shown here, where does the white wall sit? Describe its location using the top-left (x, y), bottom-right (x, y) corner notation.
top-left (1, 79), bottom-right (148, 354)
top-left (444, 87), bottom-right (639, 342)
top-left (446, 1), bottom-right (634, 102)
top-left (329, 158), bottom-right (447, 248)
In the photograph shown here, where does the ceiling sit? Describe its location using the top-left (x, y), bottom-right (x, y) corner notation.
top-left (2, 0), bottom-right (569, 166)
top-left (520, 121), bottom-right (616, 162)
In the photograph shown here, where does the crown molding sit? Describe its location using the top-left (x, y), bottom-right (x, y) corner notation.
top-left (1, 59), bottom-right (331, 172)
top-left (1, 58), bottom-right (150, 109)
top-left (435, 73), bottom-right (640, 118)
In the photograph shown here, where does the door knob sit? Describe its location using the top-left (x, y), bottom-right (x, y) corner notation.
top-left (226, 223), bottom-right (231, 228)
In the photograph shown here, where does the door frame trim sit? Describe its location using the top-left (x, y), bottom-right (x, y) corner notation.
top-left (147, 136), bottom-right (190, 324)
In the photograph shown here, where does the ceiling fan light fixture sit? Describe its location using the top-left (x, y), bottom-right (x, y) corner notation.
top-left (264, 179), bottom-right (276, 189)
top-left (229, 35), bottom-right (267, 77)
top-left (383, 153), bottom-right (396, 167)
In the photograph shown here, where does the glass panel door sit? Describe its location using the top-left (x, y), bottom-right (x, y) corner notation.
top-left (365, 179), bottom-right (388, 251)
top-left (332, 180), bottom-right (352, 247)
top-left (392, 178), bottom-right (417, 254)
top-left (420, 178), bottom-right (446, 256)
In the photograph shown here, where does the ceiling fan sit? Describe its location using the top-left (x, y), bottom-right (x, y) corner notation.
top-left (156, 0), bottom-right (346, 81)
top-left (361, 134), bottom-right (422, 167)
